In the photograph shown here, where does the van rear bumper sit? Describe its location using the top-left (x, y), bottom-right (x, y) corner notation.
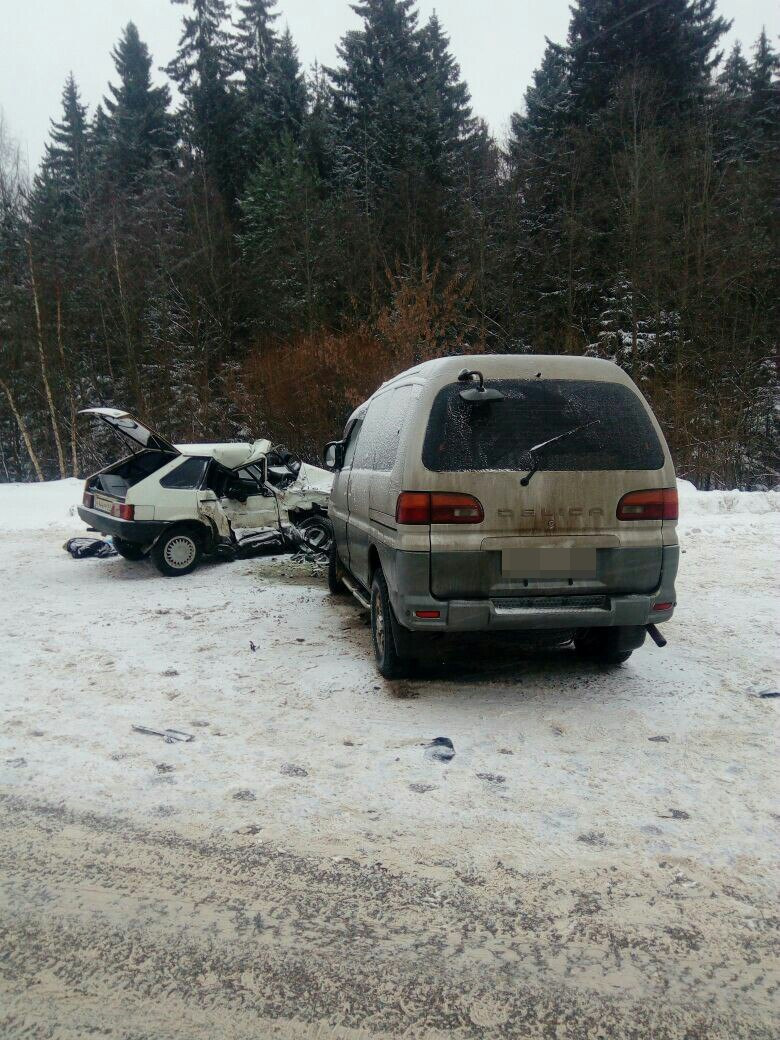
top-left (387, 546), bottom-right (677, 632)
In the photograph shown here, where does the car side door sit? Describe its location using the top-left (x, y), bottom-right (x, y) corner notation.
top-left (220, 461), bottom-right (279, 529)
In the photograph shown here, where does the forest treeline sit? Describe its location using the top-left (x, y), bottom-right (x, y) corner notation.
top-left (0, 0), bottom-right (777, 487)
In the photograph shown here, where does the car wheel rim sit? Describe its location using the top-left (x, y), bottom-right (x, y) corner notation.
top-left (164, 535), bottom-right (196, 569)
top-left (303, 523), bottom-right (329, 549)
top-left (373, 590), bottom-right (385, 658)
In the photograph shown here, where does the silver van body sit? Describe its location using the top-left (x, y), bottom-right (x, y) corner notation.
top-left (327, 354), bottom-right (678, 668)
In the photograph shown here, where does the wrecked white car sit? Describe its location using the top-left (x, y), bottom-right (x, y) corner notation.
top-left (77, 408), bottom-right (332, 575)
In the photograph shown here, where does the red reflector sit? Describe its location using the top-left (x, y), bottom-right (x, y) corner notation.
top-left (83, 491), bottom-right (94, 508)
top-left (617, 488), bottom-right (678, 521)
top-left (116, 503), bottom-right (134, 521)
top-left (430, 493), bottom-right (484, 524)
top-left (653, 602), bottom-right (674, 611)
top-left (414, 610), bottom-right (441, 619)
top-left (396, 492), bottom-right (431, 525)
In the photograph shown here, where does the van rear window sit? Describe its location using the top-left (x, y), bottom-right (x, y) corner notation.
top-left (422, 379), bottom-right (664, 472)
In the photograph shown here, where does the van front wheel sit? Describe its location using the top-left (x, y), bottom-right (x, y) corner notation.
top-left (328, 540), bottom-right (347, 595)
top-left (371, 570), bottom-right (412, 679)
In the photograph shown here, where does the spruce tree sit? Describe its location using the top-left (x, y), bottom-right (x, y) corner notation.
top-left (328, 0), bottom-right (425, 189)
top-left (718, 42), bottom-right (751, 97)
top-left (103, 23), bottom-right (175, 188)
top-left (566, 0), bottom-right (730, 117)
top-left (166, 0), bottom-right (241, 204)
top-left (266, 27), bottom-right (308, 145)
top-left (748, 28), bottom-right (780, 136)
top-left (233, 0), bottom-right (279, 83)
top-left (418, 12), bottom-right (473, 181)
top-left (38, 75), bottom-right (90, 207)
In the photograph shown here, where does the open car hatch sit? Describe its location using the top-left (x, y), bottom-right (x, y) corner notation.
top-left (80, 408), bottom-right (179, 455)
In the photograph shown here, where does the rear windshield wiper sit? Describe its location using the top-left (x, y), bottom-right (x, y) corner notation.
top-left (520, 418), bottom-right (600, 486)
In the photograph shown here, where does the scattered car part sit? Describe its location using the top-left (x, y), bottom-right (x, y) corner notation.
top-left (131, 725), bottom-right (194, 743)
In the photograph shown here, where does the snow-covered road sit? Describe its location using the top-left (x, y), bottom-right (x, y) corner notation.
top-left (1, 479), bottom-right (778, 1039)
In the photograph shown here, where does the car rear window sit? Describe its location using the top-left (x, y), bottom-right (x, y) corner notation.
top-left (422, 379), bottom-right (664, 472)
top-left (159, 457), bottom-right (208, 488)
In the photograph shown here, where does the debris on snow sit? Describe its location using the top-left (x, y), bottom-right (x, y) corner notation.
top-left (425, 737), bottom-right (455, 762)
top-left (131, 725), bottom-right (194, 744)
top-left (280, 764), bottom-right (308, 778)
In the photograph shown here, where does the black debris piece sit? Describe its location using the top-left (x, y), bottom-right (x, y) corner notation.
top-left (64, 537), bottom-right (117, 559)
top-left (425, 736), bottom-right (455, 762)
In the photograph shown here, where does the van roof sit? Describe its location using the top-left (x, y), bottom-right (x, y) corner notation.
top-left (371, 353), bottom-right (630, 396)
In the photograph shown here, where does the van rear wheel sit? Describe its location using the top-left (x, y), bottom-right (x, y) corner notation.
top-left (371, 569), bottom-right (413, 679)
top-left (574, 627), bottom-right (642, 666)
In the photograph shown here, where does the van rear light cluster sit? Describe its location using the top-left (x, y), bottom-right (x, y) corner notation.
top-left (396, 492), bottom-right (484, 525)
top-left (83, 491), bottom-right (94, 508)
top-left (616, 488), bottom-right (678, 521)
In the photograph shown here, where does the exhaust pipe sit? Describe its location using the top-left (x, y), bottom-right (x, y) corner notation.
top-left (646, 623), bottom-right (667, 648)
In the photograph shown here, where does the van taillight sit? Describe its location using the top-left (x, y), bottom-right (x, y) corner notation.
top-left (115, 503), bottom-right (135, 521)
top-left (395, 492), bottom-right (431, 524)
top-left (83, 491), bottom-right (94, 508)
top-left (617, 488), bottom-right (678, 521)
top-left (396, 492), bottom-right (484, 525)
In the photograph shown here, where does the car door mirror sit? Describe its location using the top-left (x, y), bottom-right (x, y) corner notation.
top-left (324, 441), bottom-right (344, 471)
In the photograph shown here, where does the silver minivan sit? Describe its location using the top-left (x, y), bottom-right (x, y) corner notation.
top-left (323, 354), bottom-right (678, 677)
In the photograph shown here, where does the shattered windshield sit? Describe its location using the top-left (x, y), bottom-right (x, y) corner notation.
top-left (422, 379), bottom-right (664, 472)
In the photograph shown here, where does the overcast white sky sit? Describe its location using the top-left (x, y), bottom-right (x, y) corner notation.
top-left (1, 0), bottom-right (776, 171)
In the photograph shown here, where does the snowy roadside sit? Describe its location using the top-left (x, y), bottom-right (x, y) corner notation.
top-left (1, 477), bottom-right (778, 1034)
top-left (1, 476), bottom-right (777, 878)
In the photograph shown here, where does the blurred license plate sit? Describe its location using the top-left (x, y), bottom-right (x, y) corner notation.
top-left (502, 547), bottom-right (597, 578)
top-left (93, 496), bottom-right (113, 514)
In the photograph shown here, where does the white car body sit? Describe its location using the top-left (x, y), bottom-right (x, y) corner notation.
top-left (77, 409), bottom-right (332, 574)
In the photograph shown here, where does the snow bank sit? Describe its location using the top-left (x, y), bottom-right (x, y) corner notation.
top-left (1, 475), bottom-right (776, 533)
top-left (677, 479), bottom-right (780, 517)
top-left (0, 478), bottom-right (83, 531)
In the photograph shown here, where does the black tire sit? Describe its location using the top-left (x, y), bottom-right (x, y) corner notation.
top-left (371, 569), bottom-right (413, 679)
top-left (298, 514), bottom-right (333, 554)
top-left (328, 539), bottom-right (347, 595)
top-left (574, 628), bottom-right (637, 666)
top-left (112, 537), bottom-right (147, 561)
top-left (151, 527), bottom-right (201, 577)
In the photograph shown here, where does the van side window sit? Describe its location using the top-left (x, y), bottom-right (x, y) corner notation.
top-left (353, 392), bottom-right (391, 470)
top-left (373, 385), bottom-right (416, 471)
top-left (342, 418), bottom-right (364, 469)
top-left (159, 456), bottom-right (208, 489)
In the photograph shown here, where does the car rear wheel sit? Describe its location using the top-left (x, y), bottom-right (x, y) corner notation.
top-left (151, 528), bottom-right (201, 577)
top-left (371, 569), bottom-right (415, 679)
top-left (112, 537), bottom-right (147, 561)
